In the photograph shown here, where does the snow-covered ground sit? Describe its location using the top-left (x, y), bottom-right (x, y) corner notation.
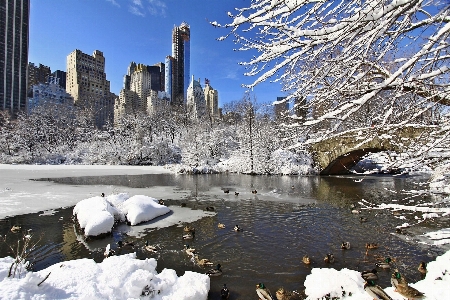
top-left (1, 164), bottom-right (450, 299)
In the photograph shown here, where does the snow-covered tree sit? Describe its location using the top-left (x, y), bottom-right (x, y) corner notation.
top-left (215, 0), bottom-right (450, 139)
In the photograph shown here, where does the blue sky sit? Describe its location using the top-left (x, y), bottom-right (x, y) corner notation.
top-left (28, 0), bottom-right (286, 107)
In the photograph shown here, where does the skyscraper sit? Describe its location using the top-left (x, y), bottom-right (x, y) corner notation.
top-left (171, 22), bottom-right (190, 105)
top-left (115, 61), bottom-right (167, 121)
top-left (28, 63), bottom-right (51, 92)
top-left (204, 78), bottom-right (219, 119)
top-left (0, 0), bottom-right (30, 114)
top-left (66, 49), bottom-right (115, 128)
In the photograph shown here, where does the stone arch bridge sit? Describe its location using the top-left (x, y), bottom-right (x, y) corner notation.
top-left (306, 126), bottom-right (432, 175)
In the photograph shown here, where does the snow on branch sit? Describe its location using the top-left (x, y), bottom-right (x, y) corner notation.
top-left (214, 0), bottom-right (450, 139)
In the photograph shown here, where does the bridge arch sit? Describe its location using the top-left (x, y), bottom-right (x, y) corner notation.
top-left (307, 126), bottom-right (430, 175)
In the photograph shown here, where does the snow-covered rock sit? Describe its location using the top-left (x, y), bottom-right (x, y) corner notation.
top-left (73, 193), bottom-right (171, 236)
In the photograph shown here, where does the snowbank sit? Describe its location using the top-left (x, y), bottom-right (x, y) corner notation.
top-left (0, 253), bottom-right (210, 300)
top-left (304, 249), bottom-right (450, 299)
top-left (73, 193), bottom-right (171, 236)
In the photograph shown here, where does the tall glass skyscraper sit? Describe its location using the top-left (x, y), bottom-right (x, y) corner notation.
top-left (171, 22), bottom-right (190, 106)
top-left (0, 0), bottom-right (29, 114)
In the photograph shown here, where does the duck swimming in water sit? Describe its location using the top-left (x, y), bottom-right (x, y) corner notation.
top-left (418, 261), bottom-right (427, 274)
top-left (302, 255), bottom-right (311, 265)
top-left (376, 257), bottom-right (392, 269)
top-left (233, 225), bottom-right (241, 232)
top-left (252, 189), bottom-right (257, 194)
top-left (324, 253), bottom-right (335, 263)
top-left (184, 244), bottom-right (196, 256)
top-left (145, 240), bottom-right (158, 253)
top-left (341, 241), bottom-right (351, 250)
top-left (182, 232), bottom-right (194, 240)
top-left (361, 269), bottom-right (378, 281)
top-left (218, 223), bottom-right (226, 229)
top-left (10, 225), bottom-right (21, 233)
top-left (365, 243), bottom-right (379, 249)
top-left (220, 284), bottom-right (230, 300)
top-left (206, 264), bottom-right (222, 276)
top-left (194, 255), bottom-right (214, 267)
top-left (183, 225), bottom-right (195, 232)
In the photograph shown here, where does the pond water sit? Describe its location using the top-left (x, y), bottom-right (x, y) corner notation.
top-left (1, 173), bottom-right (449, 299)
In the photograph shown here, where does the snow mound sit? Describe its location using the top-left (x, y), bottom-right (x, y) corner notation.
top-left (73, 193), bottom-right (171, 236)
top-left (0, 253), bottom-right (210, 300)
top-left (122, 195), bottom-right (171, 226)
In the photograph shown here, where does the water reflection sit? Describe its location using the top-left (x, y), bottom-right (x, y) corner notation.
top-left (2, 173), bottom-right (448, 299)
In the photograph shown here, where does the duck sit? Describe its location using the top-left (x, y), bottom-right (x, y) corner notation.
top-left (391, 269), bottom-right (408, 287)
top-left (393, 283), bottom-right (424, 299)
top-left (365, 243), bottom-right (379, 250)
top-left (302, 255), bottom-right (311, 265)
top-left (341, 241), bottom-right (351, 250)
top-left (224, 189), bottom-right (230, 194)
top-left (391, 271), bottom-right (424, 299)
top-left (220, 284), bottom-right (230, 300)
top-left (158, 199), bottom-right (165, 205)
top-left (361, 269), bottom-right (378, 281)
top-left (360, 216), bottom-right (368, 222)
top-left (251, 189), bottom-right (257, 194)
top-left (206, 263), bottom-right (222, 276)
top-left (418, 261), bottom-right (427, 274)
top-left (184, 244), bottom-right (196, 256)
top-left (235, 191), bottom-right (239, 196)
top-left (364, 280), bottom-right (393, 300)
top-left (324, 253), bottom-right (335, 263)
top-left (350, 205), bottom-right (360, 214)
top-left (218, 223), bottom-right (226, 229)
top-left (233, 225), bottom-right (241, 232)
top-left (117, 240), bottom-right (134, 248)
top-left (101, 192), bottom-right (105, 197)
top-left (183, 225), bottom-right (195, 233)
top-left (276, 287), bottom-right (296, 300)
top-left (194, 255), bottom-right (214, 267)
top-left (182, 232), bottom-right (194, 239)
top-left (145, 241), bottom-right (158, 253)
top-left (10, 225), bottom-right (21, 233)
top-left (376, 257), bottom-right (392, 269)
top-left (104, 243), bottom-right (115, 257)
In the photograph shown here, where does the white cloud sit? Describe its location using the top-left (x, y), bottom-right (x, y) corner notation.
top-left (129, 5), bottom-right (145, 16)
top-left (147, 0), bottom-right (167, 17)
top-left (106, 0), bottom-right (120, 7)
top-left (132, 0), bottom-right (144, 7)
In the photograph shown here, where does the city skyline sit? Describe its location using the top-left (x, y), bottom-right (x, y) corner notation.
top-left (28, 0), bottom-right (286, 108)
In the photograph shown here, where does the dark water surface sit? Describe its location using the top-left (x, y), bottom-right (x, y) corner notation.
top-left (1, 173), bottom-right (448, 299)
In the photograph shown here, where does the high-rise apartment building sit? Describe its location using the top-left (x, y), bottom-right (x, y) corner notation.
top-left (28, 63), bottom-right (51, 92)
top-left (0, 0), bottom-right (30, 114)
top-left (115, 62), bottom-right (167, 121)
top-left (51, 70), bottom-right (67, 90)
top-left (204, 78), bottom-right (219, 119)
top-left (186, 75), bottom-right (205, 119)
top-left (66, 49), bottom-right (115, 128)
top-left (170, 22), bottom-right (190, 105)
